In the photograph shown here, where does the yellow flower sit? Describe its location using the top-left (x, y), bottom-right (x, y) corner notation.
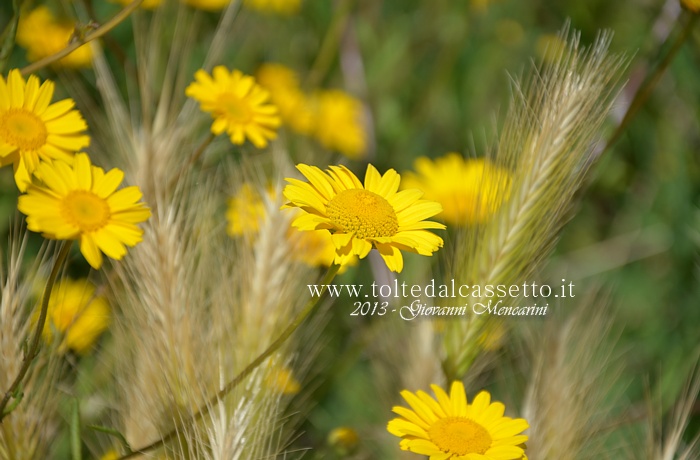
top-left (388, 381), bottom-right (529, 459)
top-left (256, 63), bottom-right (314, 134)
top-left (282, 164), bottom-right (444, 273)
top-left (18, 153), bottom-right (151, 270)
top-left (186, 66), bottom-right (281, 148)
top-left (16, 7), bottom-right (93, 68)
top-left (682, 0), bottom-right (700, 12)
top-left (100, 450), bottom-right (119, 460)
top-left (182, 0), bottom-right (232, 10)
top-left (535, 34), bottom-right (567, 64)
top-left (112, 0), bottom-right (163, 9)
top-left (36, 279), bottom-right (110, 354)
top-left (226, 183), bottom-right (268, 236)
top-left (226, 182), bottom-right (356, 269)
top-left (402, 154), bottom-right (511, 225)
top-left (244, 0), bottom-right (301, 15)
top-left (309, 90), bottom-right (366, 159)
top-left (265, 364), bottom-right (301, 395)
top-left (0, 69), bottom-right (90, 191)
top-left (327, 427), bottom-right (360, 455)
top-left (289, 227), bottom-right (357, 270)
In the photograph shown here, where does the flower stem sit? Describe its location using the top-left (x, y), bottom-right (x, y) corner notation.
top-left (604, 13), bottom-right (697, 151)
top-left (168, 133), bottom-right (217, 191)
top-left (118, 263), bottom-right (341, 459)
top-left (20, 0), bottom-right (145, 75)
top-left (0, 241), bottom-right (72, 421)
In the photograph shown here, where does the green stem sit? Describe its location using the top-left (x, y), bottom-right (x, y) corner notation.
top-left (604, 13), bottom-right (697, 151)
top-left (168, 132), bottom-right (216, 191)
top-left (306, 0), bottom-right (355, 88)
top-left (0, 241), bottom-right (72, 421)
top-left (20, 0), bottom-right (145, 75)
top-left (118, 264), bottom-right (341, 459)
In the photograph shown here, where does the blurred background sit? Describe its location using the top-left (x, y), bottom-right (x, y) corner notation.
top-left (1, 0), bottom-right (699, 457)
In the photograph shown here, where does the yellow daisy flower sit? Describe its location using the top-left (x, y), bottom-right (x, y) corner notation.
top-left (35, 279), bottom-right (110, 354)
top-left (402, 154), bottom-right (511, 225)
top-left (16, 7), bottom-right (93, 68)
top-left (244, 0), bottom-right (302, 15)
top-left (0, 69), bottom-right (90, 191)
top-left (282, 164), bottom-right (444, 273)
top-left (186, 66), bottom-right (281, 148)
top-left (309, 90), bottom-right (366, 160)
top-left (18, 153), bottom-right (151, 270)
top-left (388, 381), bottom-right (529, 460)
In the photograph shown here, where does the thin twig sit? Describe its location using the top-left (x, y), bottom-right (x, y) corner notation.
top-left (20, 0), bottom-right (145, 75)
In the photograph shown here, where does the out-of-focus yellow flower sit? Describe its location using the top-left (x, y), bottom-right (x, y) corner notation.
top-left (328, 427), bottom-right (360, 455)
top-left (681, 0), bottom-right (700, 12)
top-left (289, 227), bottom-right (358, 271)
top-left (256, 63), bottom-right (314, 134)
top-left (0, 69), bottom-right (90, 191)
top-left (112, 0), bottom-right (163, 9)
top-left (186, 66), bottom-right (280, 148)
top-left (35, 279), bottom-right (110, 354)
top-left (18, 154), bottom-right (151, 270)
top-left (226, 182), bottom-right (357, 270)
top-left (265, 364), bottom-right (301, 395)
top-left (536, 34), bottom-right (567, 64)
top-left (244, 0), bottom-right (301, 14)
top-left (402, 154), bottom-right (511, 225)
top-left (309, 90), bottom-right (367, 160)
top-left (99, 449), bottom-right (120, 460)
top-left (16, 7), bottom-right (93, 68)
top-left (226, 183), bottom-right (269, 237)
top-left (182, 0), bottom-right (232, 11)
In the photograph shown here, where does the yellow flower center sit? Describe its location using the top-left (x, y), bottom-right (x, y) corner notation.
top-left (218, 93), bottom-right (252, 123)
top-left (0, 108), bottom-right (48, 151)
top-left (61, 191), bottom-right (111, 233)
top-left (326, 189), bottom-right (398, 239)
top-left (427, 416), bottom-right (492, 456)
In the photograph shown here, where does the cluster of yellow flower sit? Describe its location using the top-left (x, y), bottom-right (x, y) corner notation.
top-left (0, 69), bottom-right (151, 355)
top-left (257, 63), bottom-right (368, 159)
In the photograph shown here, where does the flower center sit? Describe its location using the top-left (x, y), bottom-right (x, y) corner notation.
top-left (0, 108), bottom-right (48, 151)
top-left (61, 191), bottom-right (111, 233)
top-left (427, 416), bottom-right (492, 456)
top-left (326, 189), bottom-right (398, 239)
top-left (218, 93), bottom-right (253, 123)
